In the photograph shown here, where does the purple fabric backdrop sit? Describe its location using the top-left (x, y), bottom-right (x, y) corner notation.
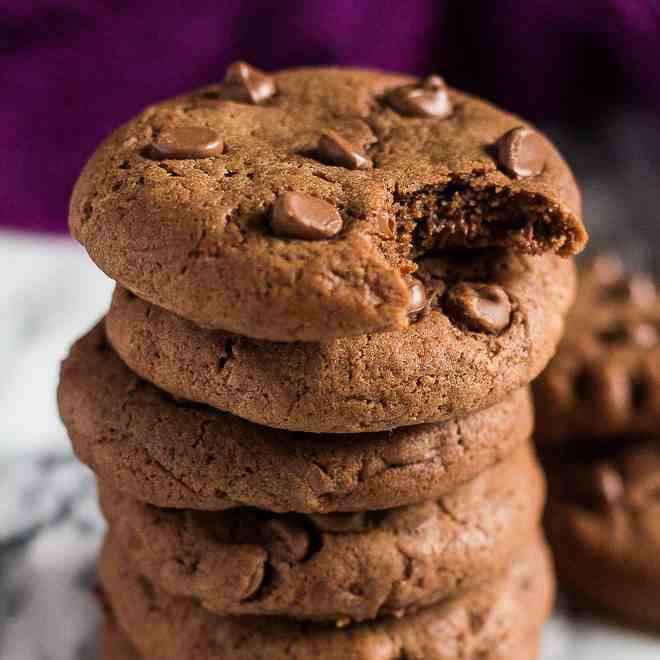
top-left (2, 1), bottom-right (659, 233)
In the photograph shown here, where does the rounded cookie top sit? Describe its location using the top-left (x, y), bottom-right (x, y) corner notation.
top-left (107, 250), bottom-right (575, 433)
top-left (545, 440), bottom-right (660, 630)
top-left (70, 64), bottom-right (585, 342)
top-left (100, 442), bottom-right (543, 623)
top-left (98, 535), bottom-right (553, 660)
top-left (535, 254), bottom-right (660, 445)
top-left (59, 323), bottom-right (533, 513)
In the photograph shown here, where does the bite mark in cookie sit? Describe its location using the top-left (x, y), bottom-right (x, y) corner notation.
top-left (70, 65), bottom-right (585, 340)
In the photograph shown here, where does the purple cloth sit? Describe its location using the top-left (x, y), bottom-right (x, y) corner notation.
top-left (2, 1), bottom-right (659, 233)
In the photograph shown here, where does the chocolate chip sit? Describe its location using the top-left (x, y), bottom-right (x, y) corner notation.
top-left (443, 283), bottom-right (511, 334)
top-left (262, 518), bottom-right (309, 563)
top-left (317, 130), bottom-right (373, 170)
top-left (152, 127), bottom-right (224, 159)
top-left (591, 463), bottom-right (624, 507)
top-left (219, 61), bottom-right (276, 104)
top-left (271, 192), bottom-right (343, 240)
top-left (387, 75), bottom-right (453, 118)
top-left (496, 127), bottom-right (546, 178)
top-left (407, 280), bottom-right (428, 316)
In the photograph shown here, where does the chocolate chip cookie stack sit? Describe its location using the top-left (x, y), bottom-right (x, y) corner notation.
top-left (535, 255), bottom-right (660, 631)
top-left (59, 64), bottom-right (587, 659)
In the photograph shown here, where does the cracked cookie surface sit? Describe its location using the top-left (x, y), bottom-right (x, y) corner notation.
top-left (98, 534), bottom-right (553, 660)
top-left (70, 66), bottom-right (585, 342)
top-left (106, 250), bottom-right (575, 433)
top-left (535, 255), bottom-right (660, 446)
top-left (58, 324), bottom-right (532, 513)
top-left (100, 442), bottom-right (543, 623)
top-left (545, 441), bottom-right (660, 631)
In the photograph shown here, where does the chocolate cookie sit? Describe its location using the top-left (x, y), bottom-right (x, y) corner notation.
top-left (59, 324), bottom-right (533, 513)
top-left (98, 612), bottom-right (543, 660)
top-left (70, 65), bottom-right (585, 342)
top-left (106, 250), bottom-right (575, 433)
top-left (100, 442), bottom-right (544, 623)
top-left (535, 254), bottom-right (660, 445)
top-left (545, 441), bottom-right (660, 631)
top-left (98, 535), bottom-right (553, 660)
top-left (98, 619), bottom-right (137, 660)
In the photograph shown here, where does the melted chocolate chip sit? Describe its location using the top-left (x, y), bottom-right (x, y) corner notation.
top-left (496, 127), bottom-right (546, 178)
top-left (387, 75), bottom-right (453, 118)
top-left (218, 61), bottom-right (276, 104)
top-left (271, 192), bottom-right (343, 240)
top-left (443, 283), bottom-right (511, 334)
top-left (152, 127), bottom-right (224, 159)
top-left (317, 130), bottom-right (373, 170)
top-left (407, 280), bottom-right (428, 316)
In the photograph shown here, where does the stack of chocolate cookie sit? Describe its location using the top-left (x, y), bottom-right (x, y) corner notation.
top-left (536, 255), bottom-right (660, 631)
top-left (59, 65), bottom-right (587, 659)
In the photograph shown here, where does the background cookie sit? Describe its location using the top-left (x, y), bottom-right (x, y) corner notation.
top-left (545, 440), bottom-right (660, 631)
top-left (59, 324), bottom-right (533, 512)
top-left (70, 65), bottom-right (585, 342)
top-left (100, 442), bottom-right (544, 623)
top-left (106, 250), bottom-right (574, 433)
top-left (98, 535), bottom-right (553, 660)
top-left (535, 254), bottom-right (660, 445)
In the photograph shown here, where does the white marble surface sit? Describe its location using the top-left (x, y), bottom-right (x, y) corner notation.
top-left (0, 232), bottom-right (113, 458)
top-left (0, 230), bottom-right (658, 659)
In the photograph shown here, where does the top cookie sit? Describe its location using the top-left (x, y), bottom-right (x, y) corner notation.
top-left (535, 254), bottom-right (660, 445)
top-left (70, 64), bottom-right (585, 341)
